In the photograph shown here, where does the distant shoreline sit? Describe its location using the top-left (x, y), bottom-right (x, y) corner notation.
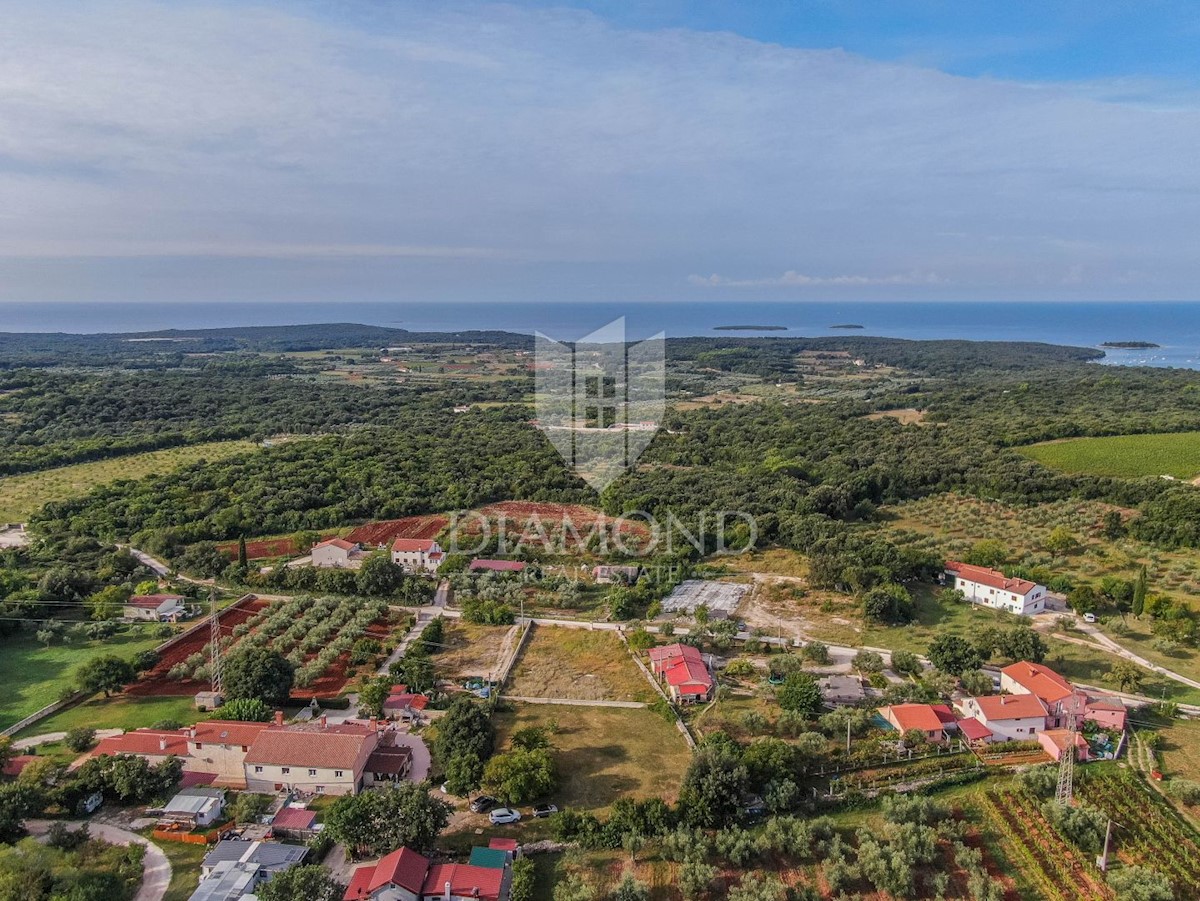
top-left (829, 323), bottom-right (865, 329)
top-left (712, 324), bottom-right (788, 331)
top-left (1100, 341), bottom-right (1160, 349)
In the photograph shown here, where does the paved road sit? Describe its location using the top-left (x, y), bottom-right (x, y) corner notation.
top-left (27, 820), bottom-right (172, 901)
top-left (118, 545), bottom-right (171, 578)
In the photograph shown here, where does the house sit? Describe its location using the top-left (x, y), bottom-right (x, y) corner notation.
top-left (311, 538), bottom-right (362, 568)
top-left (343, 845), bottom-right (509, 901)
top-left (184, 719), bottom-right (276, 787)
top-left (382, 687), bottom-right (430, 722)
top-left (1039, 729), bottom-right (1090, 762)
top-left (955, 694), bottom-right (1048, 742)
top-left (648, 643), bottom-right (713, 703)
top-left (955, 717), bottom-right (994, 746)
top-left (818, 674), bottom-right (865, 706)
top-left (592, 565), bottom-right (640, 585)
top-left (364, 734), bottom-right (414, 786)
top-left (469, 559), bottom-right (526, 574)
top-left (93, 729), bottom-right (190, 765)
top-left (243, 720), bottom-right (380, 795)
top-left (269, 806), bottom-right (318, 838)
top-left (877, 704), bottom-right (948, 743)
top-left (159, 788), bottom-right (225, 828)
top-left (188, 861), bottom-right (263, 901)
top-left (945, 562), bottom-right (1047, 615)
top-left (1001, 661), bottom-right (1127, 731)
top-left (123, 594), bottom-right (186, 622)
top-left (391, 539), bottom-right (444, 573)
top-left (200, 840), bottom-right (307, 881)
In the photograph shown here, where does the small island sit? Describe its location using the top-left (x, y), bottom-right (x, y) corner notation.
top-left (1100, 341), bottom-right (1160, 349)
top-left (713, 324), bottom-right (788, 331)
top-left (829, 323), bottom-right (865, 329)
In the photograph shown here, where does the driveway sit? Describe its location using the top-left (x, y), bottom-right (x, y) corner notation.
top-left (390, 732), bottom-right (431, 782)
top-left (27, 820), bottom-right (172, 901)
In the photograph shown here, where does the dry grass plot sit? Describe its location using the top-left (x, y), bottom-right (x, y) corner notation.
top-left (436, 621), bottom-right (513, 681)
top-left (504, 626), bottom-right (654, 702)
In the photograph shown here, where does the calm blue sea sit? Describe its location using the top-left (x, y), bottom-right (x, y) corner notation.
top-left (1, 300), bottom-right (1198, 369)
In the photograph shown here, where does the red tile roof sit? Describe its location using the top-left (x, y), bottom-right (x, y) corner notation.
top-left (272, 807), bottom-right (317, 831)
top-left (488, 837), bottom-right (519, 852)
top-left (179, 771), bottom-right (218, 788)
top-left (383, 692), bottom-right (429, 711)
top-left (1040, 729), bottom-right (1089, 753)
top-left (422, 862), bottom-right (505, 901)
top-left (931, 704), bottom-right (957, 726)
top-left (315, 538), bottom-right (357, 551)
top-left (648, 643), bottom-right (702, 665)
top-left (971, 693), bottom-right (1048, 721)
top-left (392, 538), bottom-right (437, 552)
top-left (365, 744), bottom-right (413, 776)
top-left (945, 562), bottom-right (1038, 595)
top-left (343, 867), bottom-right (374, 900)
top-left (126, 594), bottom-right (184, 609)
top-left (880, 704), bottom-right (945, 733)
top-left (663, 657), bottom-right (712, 689)
top-left (344, 847), bottom-right (431, 900)
top-left (469, 558), bottom-right (526, 572)
top-left (1002, 661), bottom-right (1074, 703)
top-left (955, 717), bottom-right (993, 741)
top-left (244, 728), bottom-right (375, 770)
top-left (191, 720), bottom-right (273, 747)
top-left (94, 729), bottom-right (189, 758)
top-left (2, 755), bottom-right (36, 777)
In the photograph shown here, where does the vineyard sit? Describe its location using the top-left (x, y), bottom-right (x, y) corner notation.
top-left (1078, 770), bottom-right (1200, 899)
top-left (129, 595), bottom-right (398, 698)
top-left (980, 788), bottom-right (1113, 901)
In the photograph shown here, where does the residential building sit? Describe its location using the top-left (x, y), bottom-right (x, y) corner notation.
top-left (956, 717), bottom-right (994, 746)
top-left (955, 694), bottom-right (1048, 742)
top-left (944, 561), bottom-right (1047, 615)
top-left (343, 845), bottom-right (510, 901)
top-left (648, 643), bottom-right (713, 703)
top-left (1000, 661), bottom-right (1127, 731)
top-left (818, 674), bottom-right (865, 706)
top-left (243, 721), bottom-right (380, 795)
top-left (364, 734), bottom-right (414, 786)
top-left (382, 686), bottom-right (430, 722)
top-left (188, 861), bottom-right (263, 901)
top-left (469, 558), bottom-right (526, 574)
top-left (92, 729), bottom-right (189, 765)
top-left (312, 538), bottom-right (362, 568)
top-left (391, 538), bottom-right (444, 573)
top-left (184, 719), bottom-right (276, 787)
top-left (877, 703), bottom-right (948, 743)
top-left (123, 594), bottom-right (186, 622)
top-left (200, 840), bottom-right (307, 881)
top-left (158, 789), bottom-right (225, 828)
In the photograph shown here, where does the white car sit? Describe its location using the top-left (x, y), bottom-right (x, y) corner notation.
top-left (1083, 613), bottom-right (1097, 624)
top-left (489, 807), bottom-right (521, 825)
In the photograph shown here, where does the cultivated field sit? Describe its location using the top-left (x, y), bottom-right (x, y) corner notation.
top-left (491, 704), bottom-right (691, 811)
top-left (504, 626), bottom-right (654, 702)
top-left (0, 439), bottom-right (258, 522)
top-left (1019, 431), bottom-right (1200, 479)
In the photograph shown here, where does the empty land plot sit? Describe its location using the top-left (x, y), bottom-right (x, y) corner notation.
top-left (0, 439), bottom-right (258, 522)
top-left (661, 579), bottom-right (749, 617)
top-left (1019, 431), bottom-right (1200, 479)
top-left (505, 627), bottom-right (653, 702)
top-left (436, 621), bottom-right (512, 680)
top-left (492, 704), bottom-right (691, 811)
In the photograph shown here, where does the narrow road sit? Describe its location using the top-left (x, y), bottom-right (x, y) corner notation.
top-left (119, 545), bottom-right (171, 578)
top-left (26, 819), bottom-right (172, 901)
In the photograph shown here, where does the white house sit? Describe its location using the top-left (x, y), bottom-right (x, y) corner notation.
top-left (243, 722), bottom-right (379, 795)
top-left (955, 694), bottom-right (1048, 742)
top-left (311, 538), bottom-right (362, 568)
top-left (391, 538), bottom-right (444, 573)
top-left (123, 594), bottom-right (186, 622)
top-left (945, 562), bottom-right (1047, 616)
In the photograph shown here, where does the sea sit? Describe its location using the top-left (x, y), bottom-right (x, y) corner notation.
top-left (1, 300), bottom-right (1199, 369)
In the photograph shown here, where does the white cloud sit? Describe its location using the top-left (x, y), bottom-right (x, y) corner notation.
top-left (0, 1), bottom-right (1197, 301)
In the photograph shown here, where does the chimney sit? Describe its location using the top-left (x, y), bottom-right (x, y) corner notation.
top-left (188, 727), bottom-right (197, 740)
top-left (444, 881), bottom-right (452, 901)
top-left (320, 714), bottom-right (328, 729)
top-left (369, 716), bottom-right (378, 732)
top-left (159, 737), bottom-right (168, 751)
top-left (274, 710), bottom-right (284, 726)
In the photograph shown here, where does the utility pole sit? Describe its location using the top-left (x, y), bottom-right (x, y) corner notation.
top-left (1097, 817), bottom-right (1113, 872)
top-left (209, 588), bottom-right (222, 698)
top-left (846, 718), bottom-right (852, 753)
top-left (1055, 701), bottom-right (1077, 805)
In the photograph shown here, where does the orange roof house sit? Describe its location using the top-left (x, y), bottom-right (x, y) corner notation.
top-left (878, 704), bottom-right (948, 741)
top-left (1000, 662), bottom-right (1074, 704)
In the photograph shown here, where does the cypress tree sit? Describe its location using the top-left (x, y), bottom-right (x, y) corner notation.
top-left (1132, 565), bottom-right (1147, 618)
top-left (237, 535), bottom-right (248, 568)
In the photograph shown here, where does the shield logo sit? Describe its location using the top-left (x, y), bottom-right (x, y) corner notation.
top-left (535, 317), bottom-right (665, 492)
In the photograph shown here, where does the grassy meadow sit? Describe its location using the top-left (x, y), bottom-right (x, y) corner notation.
top-left (505, 626), bottom-right (655, 702)
top-left (1019, 431), bottom-right (1200, 479)
top-left (0, 439), bottom-right (258, 522)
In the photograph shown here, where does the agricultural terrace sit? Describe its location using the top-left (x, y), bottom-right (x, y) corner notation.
top-left (0, 439), bottom-right (258, 522)
top-left (0, 630), bottom-right (164, 731)
top-left (491, 704), bottom-right (691, 811)
top-left (1019, 431), bottom-right (1200, 480)
top-left (505, 626), bottom-right (655, 703)
top-left (129, 595), bottom-right (400, 699)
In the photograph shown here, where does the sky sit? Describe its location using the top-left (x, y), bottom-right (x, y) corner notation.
top-left (1, 0), bottom-right (1198, 304)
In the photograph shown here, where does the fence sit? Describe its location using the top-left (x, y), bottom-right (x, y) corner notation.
top-left (152, 823), bottom-right (236, 845)
top-left (1, 691), bottom-right (88, 738)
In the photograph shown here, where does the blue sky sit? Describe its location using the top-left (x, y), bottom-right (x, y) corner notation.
top-left (1, 0), bottom-right (1198, 303)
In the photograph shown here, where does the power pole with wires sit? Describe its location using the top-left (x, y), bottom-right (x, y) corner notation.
top-left (1055, 702), bottom-right (1077, 805)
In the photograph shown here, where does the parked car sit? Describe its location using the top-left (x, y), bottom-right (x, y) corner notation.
top-left (532, 804), bottom-right (559, 818)
top-left (1083, 612), bottom-right (1097, 624)
top-left (489, 808), bottom-right (521, 825)
top-left (470, 796), bottom-right (498, 813)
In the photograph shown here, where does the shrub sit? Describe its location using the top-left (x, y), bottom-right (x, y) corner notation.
top-left (64, 727), bottom-right (96, 752)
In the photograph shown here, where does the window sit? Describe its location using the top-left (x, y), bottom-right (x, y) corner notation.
top-left (254, 766), bottom-right (263, 773)
top-left (315, 786), bottom-right (325, 793)
top-left (308, 769), bottom-right (317, 777)
top-left (194, 743), bottom-right (203, 749)
top-left (335, 770), bottom-right (344, 778)
top-left (281, 767), bottom-right (290, 775)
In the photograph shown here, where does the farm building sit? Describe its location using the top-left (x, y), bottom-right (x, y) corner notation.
top-left (185, 719), bottom-right (277, 786)
top-left (391, 538), bottom-right (444, 573)
top-left (469, 558), bottom-right (526, 573)
top-left (123, 593), bottom-right (186, 622)
top-left (1039, 729), bottom-right (1090, 762)
top-left (343, 845), bottom-right (509, 901)
top-left (956, 693), bottom-right (1048, 742)
top-left (269, 806), bottom-right (318, 838)
top-left (945, 562), bottom-right (1047, 615)
top-left (592, 564), bottom-right (641, 584)
top-left (93, 728), bottom-right (190, 765)
top-left (648, 643), bottom-right (713, 703)
top-left (311, 538), bottom-right (363, 568)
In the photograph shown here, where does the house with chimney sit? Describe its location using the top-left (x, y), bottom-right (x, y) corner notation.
top-left (945, 561), bottom-right (1047, 616)
top-left (1000, 661), bottom-right (1128, 731)
top-left (243, 720), bottom-right (382, 795)
top-left (955, 693), bottom-right (1048, 742)
top-left (391, 539), bottom-right (444, 573)
top-left (343, 845), bottom-right (510, 901)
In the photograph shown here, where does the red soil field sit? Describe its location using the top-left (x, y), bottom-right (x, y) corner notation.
top-left (216, 534), bottom-right (338, 560)
top-left (129, 597), bottom-right (394, 699)
top-left (346, 515), bottom-right (448, 547)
